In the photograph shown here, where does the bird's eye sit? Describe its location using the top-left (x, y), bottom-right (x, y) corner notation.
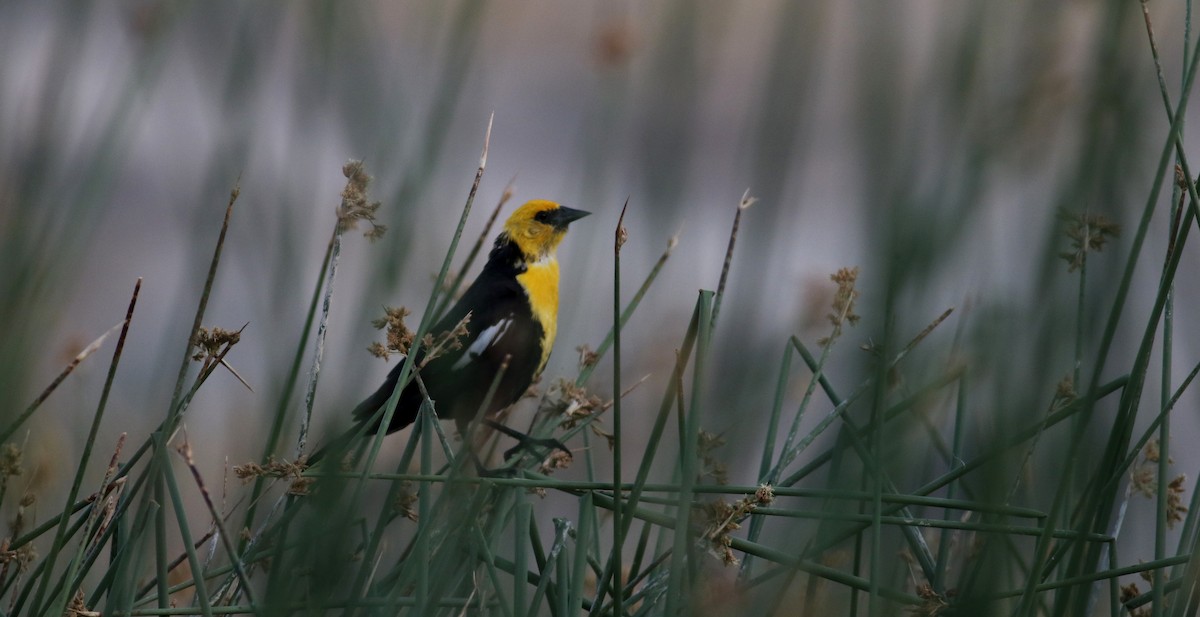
top-left (533, 209), bottom-right (552, 224)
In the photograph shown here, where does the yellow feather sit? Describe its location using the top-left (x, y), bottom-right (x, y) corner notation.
top-left (516, 257), bottom-right (560, 373)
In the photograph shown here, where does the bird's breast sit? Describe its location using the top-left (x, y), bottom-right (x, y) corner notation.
top-left (515, 258), bottom-right (559, 373)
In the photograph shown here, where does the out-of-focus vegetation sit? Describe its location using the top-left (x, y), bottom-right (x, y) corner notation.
top-left (2, 1), bottom-right (1199, 615)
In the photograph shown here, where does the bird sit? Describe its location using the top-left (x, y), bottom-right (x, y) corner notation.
top-left (326, 200), bottom-right (590, 465)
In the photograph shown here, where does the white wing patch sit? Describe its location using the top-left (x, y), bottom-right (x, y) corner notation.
top-left (451, 317), bottom-right (513, 371)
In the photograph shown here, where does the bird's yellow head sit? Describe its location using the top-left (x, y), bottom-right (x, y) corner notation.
top-left (502, 200), bottom-right (591, 260)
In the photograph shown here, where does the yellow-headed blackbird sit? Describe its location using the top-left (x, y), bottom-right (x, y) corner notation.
top-left (349, 200), bottom-right (589, 445)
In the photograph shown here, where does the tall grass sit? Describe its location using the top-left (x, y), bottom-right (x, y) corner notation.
top-left (4, 1), bottom-right (1200, 616)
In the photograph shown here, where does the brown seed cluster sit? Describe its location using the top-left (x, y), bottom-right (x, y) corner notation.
top-left (233, 457), bottom-right (313, 496)
top-left (0, 538), bottom-right (35, 573)
top-left (537, 449), bottom-right (575, 476)
top-left (337, 160), bottom-right (386, 240)
top-left (0, 444), bottom-right (22, 489)
top-left (818, 267), bottom-right (862, 346)
top-left (575, 344), bottom-right (600, 369)
top-left (419, 313), bottom-right (472, 368)
top-left (828, 267), bottom-right (861, 329)
top-left (1054, 376), bottom-right (1077, 404)
top-left (1058, 210), bottom-right (1120, 272)
top-left (696, 484), bottom-right (775, 566)
top-left (1120, 582), bottom-right (1150, 617)
top-left (368, 307), bottom-right (471, 367)
top-left (392, 481), bottom-right (419, 523)
top-left (191, 326), bottom-right (241, 362)
top-left (906, 584), bottom-right (950, 617)
top-left (1130, 438), bottom-right (1189, 529)
top-left (368, 306), bottom-right (415, 360)
top-left (65, 589), bottom-right (96, 617)
top-left (545, 379), bottom-right (604, 432)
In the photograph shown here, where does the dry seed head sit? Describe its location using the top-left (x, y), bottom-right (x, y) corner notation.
top-left (392, 481), bottom-right (419, 522)
top-left (420, 313), bottom-right (472, 367)
top-left (1168, 474), bottom-right (1189, 528)
top-left (1145, 438), bottom-right (1159, 462)
top-left (288, 476), bottom-right (314, 496)
top-left (821, 267), bottom-right (862, 344)
top-left (1129, 439), bottom-right (1188, 528)
top-left (1058, 210), bottom-right (1120, 272)
top-left (65, 589), bottom-right (92, 617)
top-left (191, 326), bottom-right (241, 361)
top-left (233, 456), bottom-right (309, 495)
top-left (829, 267), bottom-right (861, 327)
top-left (575, 344), bottom-right (600, 369)
top-left (538, 449), bottom-right (574, 474)
top-left (1131, 464), bottom-right (1156, 497)
top-left (1142, 438), bottom-right (1172, 464)
top-left (14, 544), bottom-right (35, 570)
top-left (545, 379), bottom-right (604, 429)
top-left (696, 486), bottom-right (774, 567)
top-left (1055, 376), bottom-right (1077, 403)
top-left (0, 444), bottom-right (22, 480)
top-left (365, 342), bottom-right (389, 360)
top-left (233, 461), bottom-right (264, 480)
top-left (9, 492), bottom-right (35, 537)
top-left (907, 584), bottom-right (950, 617)
top-left (0, 537), bottom-right (34, 571)
top-left (369, 306), bottom-right (415, 360)
top-left (697, 430), bottom-right (726, 452)
top-left (1120, 583), bottom-right (1150, 617)
top-left (337, 159), bottom-right (386, 240)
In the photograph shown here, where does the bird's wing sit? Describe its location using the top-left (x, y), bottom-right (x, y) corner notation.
top-left (418, 281), bottom-right (544, 423)
top-left (450, 317), bottom-right (514, 370)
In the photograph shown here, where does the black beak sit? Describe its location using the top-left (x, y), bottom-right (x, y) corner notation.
top-left (550, 206), bottom-right (591, 229)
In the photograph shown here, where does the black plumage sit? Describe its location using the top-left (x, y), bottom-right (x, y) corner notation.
top-left (303, 200), bottom-right (589, 467)
top-left (350, 237), bottom-right (544, 435)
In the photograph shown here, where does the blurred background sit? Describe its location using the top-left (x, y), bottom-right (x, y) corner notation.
top-left (2, 0), bottom-right (1199, 606)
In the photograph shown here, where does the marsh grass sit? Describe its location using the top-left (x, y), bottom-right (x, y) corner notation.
top-left (7, 126), bottom-right (1200, 615)
top-left (6, 3), bottom-right (1200, 617)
